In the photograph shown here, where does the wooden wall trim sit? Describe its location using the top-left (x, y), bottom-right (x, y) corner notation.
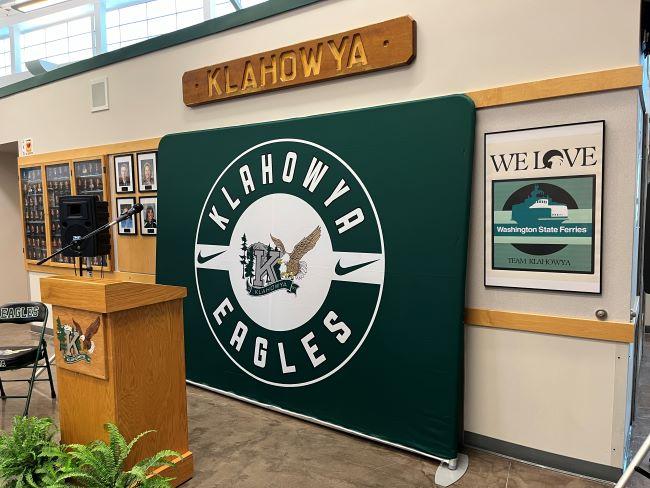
top-left (465, 308), bottom-right (634, 343)
top-left (26, 263), bottom-right (155, 283)
top-left (18, 137), bottom-right (161, 166)
top-left (467, 66), bottom-right (642, 109)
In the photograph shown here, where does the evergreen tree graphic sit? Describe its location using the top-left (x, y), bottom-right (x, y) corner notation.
top-left (245, 247), bottom-right (254, 285)
top-left (240, 234), bottom-right (248, 279)
top-left (55, 317), bottom-right (67, 354)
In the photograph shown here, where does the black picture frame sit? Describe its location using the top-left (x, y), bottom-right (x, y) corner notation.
top-left (116, 197), bottom-right (137, 236)
top-left (483, 120), bottom-right (605, 294)
top-left (114, 154), bottom-right (134, 193)
top-left (137, 151), bottom-right (158, 192)
top-left (139, 196), bottom-right (157, 236)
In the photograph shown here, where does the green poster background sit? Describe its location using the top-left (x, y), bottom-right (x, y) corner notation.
top-left (156, 96), bottom-right (475, 461)
top-left (492, 176), bottom-right (595, 273)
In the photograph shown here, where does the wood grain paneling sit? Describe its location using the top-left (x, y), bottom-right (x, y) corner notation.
top-left (48, 279), bottom-right (192, 483)
top-left (467, 66), bottom-right (642, 108)
top-left (41, 276), bottom-right (186, 313)
top-left (58, 366), bottom-right (116, 446)
top-left (27, 264), bottom-right (156, 283)
top-left (464, 307), bottom-right (634, 343)
top-left (110, 150), bottom-right (158, 276)
top-left (115, 232), bottom-right (157, 274)
top-left (110, 299), bottom-right (190, 472)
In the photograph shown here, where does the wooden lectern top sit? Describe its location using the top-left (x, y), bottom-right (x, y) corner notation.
top-left (40, 276), bottom-right (186, 313)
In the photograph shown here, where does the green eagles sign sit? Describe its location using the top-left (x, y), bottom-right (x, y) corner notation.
top-left (157, 95), bottom-right (475, 462)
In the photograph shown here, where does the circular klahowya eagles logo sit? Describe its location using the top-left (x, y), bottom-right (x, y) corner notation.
top-left (195, 139), bottom-right (384, 387)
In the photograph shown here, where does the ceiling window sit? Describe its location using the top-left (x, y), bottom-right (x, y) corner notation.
top-left (213, 0), bottom-right (236, 17)
top-left (106, 0), bottom-right (205, 52)
top-left (0, 38), bottom-right (10, 76)
top-left (213, 0), bottom-right (269, 17)
top-left (20, 16), bottom-right (93, 70)
top-left (0, 0), bottom-right (273, 81)
top-left (240, 0), bottom-right (269, 7)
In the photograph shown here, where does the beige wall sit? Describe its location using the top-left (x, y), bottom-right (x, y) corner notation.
top-left (0, 146), bottom-right (29, 304)
top-left (0, 0), bottom-right (640, 152)
top-left (464, 88), bottom-right (640, 467)
top-left (0, 0), bottom-right (642, 469)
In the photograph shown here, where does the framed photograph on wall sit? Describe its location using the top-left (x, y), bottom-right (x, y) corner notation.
top-left (140, 197), bottom-right (157, 236)
top-left (114, 154), bottom-right (134, 193)
top-left (116, 197), bottom-right (137, 235)
top-left (484, 120), bottom-right (604, 293)
top-left (137, 152), bottom-right (158, 192)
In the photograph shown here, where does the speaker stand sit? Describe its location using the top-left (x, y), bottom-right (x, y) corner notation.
top-left (77, 257), bottom-right (94, 277)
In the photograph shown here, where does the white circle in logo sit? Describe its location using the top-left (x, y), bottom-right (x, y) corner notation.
top-left (228, 194), bottom-right (333, 332)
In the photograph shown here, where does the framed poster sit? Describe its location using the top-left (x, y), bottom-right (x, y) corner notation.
top-left (485, 121), bottom-right (604, 293)
top-left (116, 197), bottom-right (136, 235)
top-left (137, 152), bottom-right (157, 192)
top-left (140, 197), bottom-right (157, 235)
top-left (114, 154), bottom-right (134, 193)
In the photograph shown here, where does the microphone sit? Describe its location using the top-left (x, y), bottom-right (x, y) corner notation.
top-left (114, 203), bottom-right (143, 224)
top-left (121, 203), bottom-right (144, 219)
top-left (37, 202), bottom-right (145, 266)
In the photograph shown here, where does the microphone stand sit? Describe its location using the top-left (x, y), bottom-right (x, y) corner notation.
top-left (37, 207), bottom-right (142, 276)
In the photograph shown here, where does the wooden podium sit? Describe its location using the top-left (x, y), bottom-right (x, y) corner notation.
top-left (40, 276), bottom-right (193, 486)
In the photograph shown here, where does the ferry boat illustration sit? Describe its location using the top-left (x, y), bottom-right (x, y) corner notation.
top-left (511, 185), bottom-right (568, 225)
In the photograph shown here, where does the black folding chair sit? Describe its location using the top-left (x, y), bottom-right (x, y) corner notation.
top-left (0, 302), bottom-right (56, 416)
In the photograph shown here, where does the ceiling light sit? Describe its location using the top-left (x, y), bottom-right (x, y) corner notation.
top-left (11, 0), bottom-right (69, 13)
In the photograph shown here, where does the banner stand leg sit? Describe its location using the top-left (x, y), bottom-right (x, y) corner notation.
top-left (434, 453), bottom-right (468, 486)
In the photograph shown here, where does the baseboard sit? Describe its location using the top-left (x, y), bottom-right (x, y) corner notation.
top-left (30, 325), bottom-right (53, 336)
top-left (463, 431), bottom-right (622, 482)
top-left (148, 451), bottom-right (193, 487)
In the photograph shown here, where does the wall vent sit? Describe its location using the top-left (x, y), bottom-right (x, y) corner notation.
top-left (90, 77), bottom-right (109, 113)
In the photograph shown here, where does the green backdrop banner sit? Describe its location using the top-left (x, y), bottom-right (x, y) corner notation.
top-left (156, 95), bottom-right (475, 461)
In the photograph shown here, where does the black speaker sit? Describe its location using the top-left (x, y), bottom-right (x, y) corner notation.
top-left (59, 195), bottom-right (110, 257)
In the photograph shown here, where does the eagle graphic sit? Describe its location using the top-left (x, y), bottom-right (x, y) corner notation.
top-left (72, 317), bottom-right (100, 354)
top-left (270, 226), bottom-right (321, 279)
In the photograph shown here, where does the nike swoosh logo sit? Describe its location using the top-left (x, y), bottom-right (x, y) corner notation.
top-left (196, 250), bottom-right (226, 264)
top-left (335, 259), bottom-right (379, 276)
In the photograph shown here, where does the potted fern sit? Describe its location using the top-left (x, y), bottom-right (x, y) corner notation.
top-left (0, 416), bottom-right (68, 488)
top-left (69, 423), bottom-right (179, 488)
top-left (0, 417), bottom-right (179, 488)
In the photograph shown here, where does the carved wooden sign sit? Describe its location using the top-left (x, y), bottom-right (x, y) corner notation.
top-left (182, 16), bottom-right (416, 106)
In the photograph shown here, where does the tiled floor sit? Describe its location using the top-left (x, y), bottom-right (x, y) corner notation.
top-left (0, 324), bottom-right (622, 487)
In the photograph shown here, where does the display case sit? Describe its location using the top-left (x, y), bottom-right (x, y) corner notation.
top-left (20, 166), bottom-right (46, 261)
top-left (74, 159), bottom-right (104, 197)
top-left (19, 156), bottom-right (113, 270)
top-left (45, 163), bottom-right (74, 264)
top-left (73, 159), bottom-right (109, 267)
